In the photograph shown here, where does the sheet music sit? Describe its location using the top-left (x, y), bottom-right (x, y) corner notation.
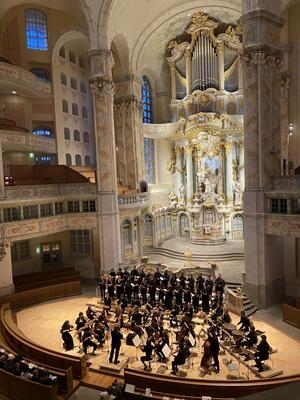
top-left (189, 333), bottom-right (196, 347)
top-left (132, 334), bottom-right (142, 347)
top-left (162, 343), bottom-right (171, 358)
top-left (125, 383), bottom-right (135, 393)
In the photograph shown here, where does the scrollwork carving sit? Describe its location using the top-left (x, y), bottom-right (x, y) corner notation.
top-left (89, 74), bottom-right (114, 100)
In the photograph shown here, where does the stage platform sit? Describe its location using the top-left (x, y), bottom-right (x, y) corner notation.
top-left (15, 295), bottom-right (300, 384)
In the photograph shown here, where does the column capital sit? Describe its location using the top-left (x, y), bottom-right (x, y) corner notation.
top-left (88, 74), bottom-right (114, 100)
top-left (184, 144), bottom-right (194, 155)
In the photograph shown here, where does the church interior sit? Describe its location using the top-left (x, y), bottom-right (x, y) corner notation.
top-left (1, 0), bottom-right (300, 399)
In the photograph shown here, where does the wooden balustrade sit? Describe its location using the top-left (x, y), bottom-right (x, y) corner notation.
top-left (123, 368), bottom-right (300, 399)
top-left (0, 368), bottom-right (58, 400)
top-left (0, 303), bottom-right (86, 379)
top-left (283, 302), bottom-right (300, 329)
top-left (0, 280), bottom-right (81, 309)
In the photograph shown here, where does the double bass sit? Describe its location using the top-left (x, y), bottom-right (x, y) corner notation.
top-left (200, 336), bottom-right (212, 369)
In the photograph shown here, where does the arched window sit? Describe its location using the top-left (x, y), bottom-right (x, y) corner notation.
top-left (64, 127), bottom-right (70, 140)
top-left (60, 72), bottom-right (67, 85)
top-left (72, 103), bottom-right (79, 116)
top-left (82, 106), bottom-right (88, 119)
top-left (59, 46), bottom-right (65, 58)
top-left (75, 154), bottom-right (82, 166)
top-left (122, 219), bottom-right (132, 248)
top-left (79, 55), bottom-right (85, 68)
top-left (85, 155), bottom-right (91, 166)
top-left (141, 76), bottom-right (152, 123)
top-left (33, 126), bottom-right (53, 138)
top-left (30, 68), bottom-right (50, 81)
top-left (144, 137), bottom-right (155, 184)
top-left (66, 153), bottom-right (72, 165)
top-left (62, 99), bottom-right (68, 113)
top-left (25, 9), bottom-right (48, 51)
top-left (83, 131), bottom-right (89, 143)
top-left (74, 130), bottom-right (80, 141)
top-left (80, 82), bottom-right (86, 93)
top-left (69, 50), bottom-right (76, 64)
top-left (70, 77), bottom-right (77, 90)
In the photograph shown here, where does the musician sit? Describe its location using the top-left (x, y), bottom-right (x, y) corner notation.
top-left (92, 320), bottom-right (106, 347)
top-left (237, 311), bottom-right (251, 331)
top-left (238, 325), bottom-right (258, 349)
top-left (201, 288), bottom-right (210, 314)
top-left (97, 277), bottom-right (106, 299)
top-left (214, 273), bottom-right (226, 295)
top-left (86, 305), bottom-right (96, 320)
top-left (60, 320), bottom-right (74, 351)
top-left (109, 324), bottom-right (123, 364)
top-left (140, 280), bottom-right (148, 304)
top-left (169, 302), bottom-right (179, 328)
top-left (254, 335), bottom-right (272, 372)
top-left (75, 312), bottom-right (87, 342)
top-left (131, 307), bottom-right (143, 326)
top-left (192, 291), bottom-right (200, 312)
top-left (141, 338), bottom-right (155, 370)
top-left (211, 302), bottom-right (223, 321)
top-left (82, 327), bottom-right (98, 355)
top-left (210, 329), bottom-right (220, 373)
top-left (171, 342), bottom-right (188, 375)
top-left (165, 286), bottom-right (173, 310)
top-left (222, 309), bottom-right (231, 324)
top-left (104, 294), bottom-right (112, 314)
top-left (200, 332), bottom-right (212, 370)
top-left (155, 330), bottom-right (170, 362)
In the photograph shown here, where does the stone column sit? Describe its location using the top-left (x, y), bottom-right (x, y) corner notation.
top-left (0, 229), bottom-right (14, 296)
top-left (170, 62), bottom-right (176, 100)
top-left (217, 44), bottom-right (225, 91)
top-left (185, 144), bottom-right (194, 206)
top-left (239, 142), bottom-right (245, 190)
top-left (239, 0), bottom-right (283, 308)
top-left (114, 76), bottom-right (144, 190)
top-left (225, 143), bottom-right (233, 203)
top-left (88, 49), bottom-right (121, 274)
top-left (0, 143), bottom-right (4, 198)
top-left (175, 145), bottom-right (183, 195)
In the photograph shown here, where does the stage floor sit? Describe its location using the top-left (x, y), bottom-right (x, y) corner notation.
top-left (16, 294), bottom-right (300, 382)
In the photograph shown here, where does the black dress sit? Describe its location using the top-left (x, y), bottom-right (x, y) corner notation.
top-left (61, 322), bottom-right (74, 350)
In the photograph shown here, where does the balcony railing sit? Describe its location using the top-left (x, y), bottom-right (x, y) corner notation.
top-left (0, 61), bottom-right (52, 96)
top-left (0, 130), bottom-right (56, 152)
top-left (4, 183), bottom-right (97, 200)
top-left (118, 192), bottom-right (149, 208)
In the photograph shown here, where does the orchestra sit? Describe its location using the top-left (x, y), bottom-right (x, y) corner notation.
top-left (60, 266), bottom-right (275, 378)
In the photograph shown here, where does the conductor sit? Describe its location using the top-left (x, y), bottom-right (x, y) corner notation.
top-left (109, 324), bottom-right (123, 364)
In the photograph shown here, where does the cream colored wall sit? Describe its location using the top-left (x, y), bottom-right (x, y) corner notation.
top-left (52, 39), bottom-right (95, 167)
top-left (288, 3), bottom-right (300, 171)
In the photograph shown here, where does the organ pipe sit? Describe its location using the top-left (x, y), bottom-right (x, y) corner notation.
top-left (191, 34), bottom-right (218, 91)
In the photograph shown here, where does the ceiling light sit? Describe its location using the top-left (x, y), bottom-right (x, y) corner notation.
top-left (12, 90), bottom-right (16, 94)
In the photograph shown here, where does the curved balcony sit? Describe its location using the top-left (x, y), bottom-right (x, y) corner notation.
top-left (4, 183), bottom-right (97, 200)
top-left (265, 214), bottom-right (300, 236)
top-left (0, 129), bottom-right (56, 153)
top-left (2, 213), bottom-right (97, 241)
top-left (118, 192), bottom-right (149, 209)
top-left (0, 61), bottom-right (52, 97)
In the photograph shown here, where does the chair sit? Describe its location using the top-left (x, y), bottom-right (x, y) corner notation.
top-left (226, 362), bottom-right (240, 378)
